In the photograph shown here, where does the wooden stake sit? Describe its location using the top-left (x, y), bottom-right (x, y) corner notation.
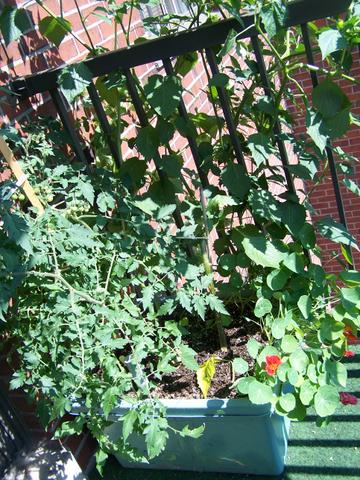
top-left (0, 136), bottom-right (44, 215)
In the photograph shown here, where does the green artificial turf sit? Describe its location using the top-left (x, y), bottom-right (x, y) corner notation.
top-left (90, 345), bottom-right (360, 480)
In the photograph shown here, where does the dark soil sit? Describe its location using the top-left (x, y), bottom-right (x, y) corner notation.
top-left (153, 314), bottom-right (264, 400)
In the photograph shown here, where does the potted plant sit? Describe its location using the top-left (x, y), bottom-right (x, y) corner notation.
top-left (1, 0), bottom-right (359, 477)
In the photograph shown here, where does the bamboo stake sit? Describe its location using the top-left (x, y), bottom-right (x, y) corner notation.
top-left (0, 136), bottom-right (44, 215)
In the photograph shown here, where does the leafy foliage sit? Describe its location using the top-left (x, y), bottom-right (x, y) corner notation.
top-left (1, 0), bottom-right (360, 475)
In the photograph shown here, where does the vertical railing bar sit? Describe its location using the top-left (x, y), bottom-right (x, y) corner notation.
top-left (122, 68), bottom-right (186, 231)
top-left (123, 69), bottom-right (149, 127)
top-left (250, 36), bottom-right (295, 195)
top-left (162, 58), bottom-right (209, 189)
top-left (300, 24), bottom-right (319, 87)
top-left (300, 23), bottom-right (352, 265)
top-left (204, 48), bottom-right (246, 167)
top-left (87, 81), bottom-right (122, 169)
top-left (49, 88), bottom-right (88, 165)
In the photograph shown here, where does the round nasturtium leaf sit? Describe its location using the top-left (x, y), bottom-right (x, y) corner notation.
top-left (300, 380), bottom-right (317, 406)
top-left (289, 349), bottom-right (309, 373)
top-left (266, 269), bottom-right (289, 291)
top-left (236, 376), bottom-right (256, 395)
top-left (279, 393), bottom-right (296, 412)
top-left (314, 385), bottom-right (339, 417)
top-left (281, 334), bottom-right (299, 354)
top-left (233, 358), bottom-right (249, 375)
top-left (248, 380), bottom-right (274, 405)
top-left (254, 298), bottom-right (272, 318)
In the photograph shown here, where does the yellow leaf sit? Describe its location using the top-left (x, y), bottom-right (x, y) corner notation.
top-left (196, 357), bottom-right (218, 398)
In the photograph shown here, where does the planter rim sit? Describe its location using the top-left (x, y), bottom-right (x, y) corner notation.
top-left (71, 397), bottom-right (275, 419)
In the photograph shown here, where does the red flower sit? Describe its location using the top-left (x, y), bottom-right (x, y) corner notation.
top-left (265, 355), bottom-right (282, 376)
top-left (344, 350), bottom-right (355, 357)
top-left (339, 392), bottom-right (358, 405)
top-left (344, 326), bottom-right (357, 341)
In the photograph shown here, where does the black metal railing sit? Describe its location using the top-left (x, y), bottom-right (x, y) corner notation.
top-left (9, 0), bottom-right (352, 244)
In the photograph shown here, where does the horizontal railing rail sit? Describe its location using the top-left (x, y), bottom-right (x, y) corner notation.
top-left (11, 0), bottom-right (351, 98)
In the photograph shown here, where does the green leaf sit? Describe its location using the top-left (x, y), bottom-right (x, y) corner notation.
top-left (248, 133), bottom-right (275, 167)
top-left (95, 449), bottom-right (108, 474)
top-left (233, 358), bottom-right (249, 375)
top-left (306, 110), bottom-right (328, 152)
top-left (132, 198), bottom-right (158, 216)
top-left (248, 380), bottom-right (274, 405)
top-left (242, 236), bottom-right (288, 268)
top-left (318, 29), bottom-right (347, 59)
top-left (271, 317), bottom-right (288, 339)
top-left (193, 296), bottom-right (206, 320)
top-left (221, 163), bottom-right (251, 199)
top-left (196, 357), bottom-right (218, 398)
top-left (135, 125), bottom-right (160, 159)
top-left (96, 192), bottom-right (116, 213)
top-left (122, 409), bottom-right (138, 442)
top-left (300, 380), bottom-right (317, 406)
top-left (236, 376), bottom-right (256, 394)
top-left (254, 298), bottom-right (272, 318)
top-left (3, 211), bottom-right (32, 254)
top-left (156, 204), bottom-right (177, 220)
top-left (248, 189), bottom-right (282, 224)
top-left (314, 385), bottom-right (339, 417)
top-left (177, 290), bottom-right (192, 313)
top-left (102, 387), bottom-right (118, 418)
top-left (279, 393), bottom-right (296, 413)
top-left (207, 295), bottom-right (228, 315)
top-left (266, 269), bottom-right (289, 291)
top-left (174, 52), bottom-right (198, 76)
top-left (144, 421), bottom-right (169, 459)
top-left (78, 180), bottom-right (94, 204)
top-left (343, 178), bottom-right (360, 197)
top-left (10, 371), bottom-right (25, 390)
top-left (316, 217), bottom-right (359, 250)
top-left (339, 270), bottom-right (360, 286)
top-left (320, 317), bottom-right (345, 342)
top-left (58, 63), bottom-right (92, 103)
top-left (144, 75), bottom-right (182, 118)
top-left (0, 7), bottom-right (32, 46)
top-left (180, 424), bottom-right (205, 438)
top-left (142, 286), bottom-right (154, 311)
top-left (209, 73), bottom-right (229, 88)
top-left (281, 335), bottom-right (299, 354)
top-left (299, 223), bottom-right (316, 249)
top-left (179, 344), bottom-right (198, 371)
top-left (260, 0), bottom-right (287, 38)
top-left (283, 252), bottom-right (305, 274)
top-left (313, 80), bottom-right (350, 120)
top-left (297, 295), bottom-right (311, 319)
top-left (217, 29), bottom-right (238, 59)
top-left (324, 360), bottom-right (347, 388)
top-left (39, 16), bottom-right (72, 47)
top-left (289, 349), bottom-right (309, 373)
top-left (340, 286), bottom-right (360, 310)
top-left (279, 201), bottom-right (306, 236)
top-left (247, 338), bottom-right (261, 358)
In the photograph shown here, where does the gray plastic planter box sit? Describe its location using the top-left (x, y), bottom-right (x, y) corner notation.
top-left (103, 398), bottom-right (290, 476)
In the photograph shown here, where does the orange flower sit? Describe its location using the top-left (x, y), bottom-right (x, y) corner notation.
top-left (344, 350), bottom-right (355, 357)
top-left (265, 355), bottom-right (282, 376)
top-left (344, 326), bottom-right (357, 341)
